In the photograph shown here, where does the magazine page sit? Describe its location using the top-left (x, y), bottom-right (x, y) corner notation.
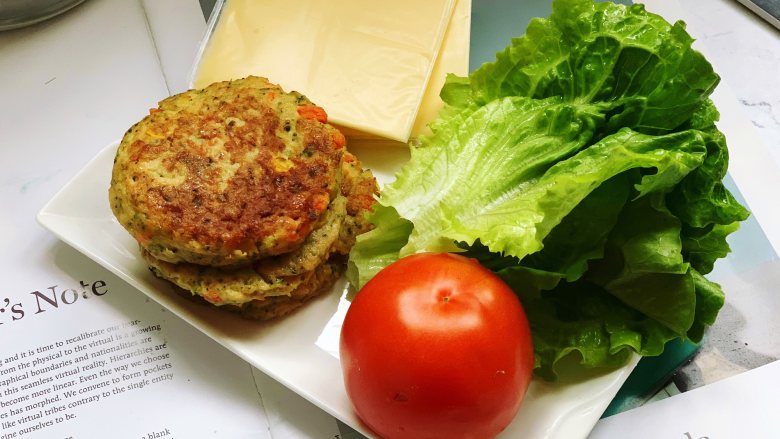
top-left (0, 0), bottom-right (270, 437)
top-left (591, 355), bottom-right (780, 438)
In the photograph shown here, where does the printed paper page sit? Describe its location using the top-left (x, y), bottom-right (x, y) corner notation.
top-left (591, 359), bottom-right (780, 438)
top-left (0, 264), bottom-right (270, 438)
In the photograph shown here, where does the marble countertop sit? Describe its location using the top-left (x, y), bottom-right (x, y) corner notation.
top-left (676, 0), bottom-right (780, 166)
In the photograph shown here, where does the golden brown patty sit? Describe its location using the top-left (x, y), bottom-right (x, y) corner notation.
top-left (110, 76), bottom-right (346, 266)
top-left (256, 152), bottom-right (378, 277)
top-left (254, 195), bottom-right (347, 278)
top-left (167, 257), bottom-right (345, 321)
top-left (141, 152), bottom-right (377, 316)
top-left (334, 151), bottom-right (379, 254)
top-left (232, 259), bottom-right (344, 320)
top-left (142, 156), bottom-right (378, 305)
top-left (143, 247), bottom-right (314, 306)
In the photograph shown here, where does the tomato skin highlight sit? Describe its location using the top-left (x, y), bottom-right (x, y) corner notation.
top-left (340, 253), bottom-right (534, 439)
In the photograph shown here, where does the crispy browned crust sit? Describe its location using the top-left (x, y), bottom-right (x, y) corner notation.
top-left (114, 76), bottom-right (378, 322)
top-left (164, 257), bottom-right (345, 321)
top-left (333, 151), bottom-right (379, 254)
top-left (235, 258), bottom-right (344, 320)
top-left (110, 76), bottom-right (345, 266)
top-left (140, 152), bottom-right (377, 310)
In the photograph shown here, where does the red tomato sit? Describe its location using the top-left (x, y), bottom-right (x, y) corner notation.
top-left (339, 253), bottom-right (534, 439)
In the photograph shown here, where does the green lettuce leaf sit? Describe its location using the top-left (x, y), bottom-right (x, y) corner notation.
top-left (345, 204), bottom-right (412, 290)
top-left (666, 127), bottom-right (750, 228)
top-left (468, 0), bottom-right (720, 134)
top-left (521, 173), bottom-right (631, 282)
top-left (681, 222), bottom-right (740, 275)
top-left (346, 0), bottom-right (748, 379)
top-left (385, 121), bottom-right (706, 262)
top-left (588, 193), bottom-right (695, 335)
top-left (507, 280), bottom-right (675, 381)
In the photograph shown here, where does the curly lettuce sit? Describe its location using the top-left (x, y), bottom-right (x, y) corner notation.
top-left (347, 0), bottom-right (749, 379)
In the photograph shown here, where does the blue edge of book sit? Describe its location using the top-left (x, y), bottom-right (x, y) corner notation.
top-left (602, 339), bottom-right (700, 417)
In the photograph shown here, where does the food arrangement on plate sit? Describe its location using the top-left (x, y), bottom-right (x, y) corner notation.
top-left (98, 0), bottom-right (748, 437)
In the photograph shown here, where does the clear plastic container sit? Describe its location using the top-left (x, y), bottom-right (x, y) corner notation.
top-left (0, 0), bottom-right (86, 31)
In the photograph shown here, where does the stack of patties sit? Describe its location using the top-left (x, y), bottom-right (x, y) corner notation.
top-left (109, 76), bottom-right (378, 320)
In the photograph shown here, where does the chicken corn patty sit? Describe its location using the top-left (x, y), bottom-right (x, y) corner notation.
top-left (110, 76), bottom-right (346, 266)
top-left (142, 153), bottom-right (378, 309)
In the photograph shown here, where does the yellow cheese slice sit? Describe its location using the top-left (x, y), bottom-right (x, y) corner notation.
top-left (412, 0), bottom-right (472, 138)
top-left (192, 0), bottom-right (456, 142)
top-left (347, 0), bottom-right (471, 149)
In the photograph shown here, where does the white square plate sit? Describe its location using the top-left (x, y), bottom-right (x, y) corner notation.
top-left (37, 140), bottom-right (638, 439)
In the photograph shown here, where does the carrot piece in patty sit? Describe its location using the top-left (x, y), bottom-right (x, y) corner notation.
top-left (297, 105), bottom-right (328, 123)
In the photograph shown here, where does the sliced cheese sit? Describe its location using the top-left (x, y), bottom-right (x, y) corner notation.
top-left (412, 0), bottom-right (472, 138)
top-left (347, 0), bottom-right (472, 149)
top-left (192, 0), bottom-right (455, 142)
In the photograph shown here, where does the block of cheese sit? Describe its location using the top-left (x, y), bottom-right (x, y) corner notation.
top-left (192, 0), bottom-right (455, 142)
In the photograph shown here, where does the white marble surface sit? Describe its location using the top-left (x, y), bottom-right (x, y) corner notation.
top-left (677, 0), bottom-right (780, 165)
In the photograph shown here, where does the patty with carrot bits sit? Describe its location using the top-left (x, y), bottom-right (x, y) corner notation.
top-left (109, 76), bottom-right (349, 267)
top-left (109, 76), bottom-right (378, 320)
top-left (138, 152), bottom-right (380, 316)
